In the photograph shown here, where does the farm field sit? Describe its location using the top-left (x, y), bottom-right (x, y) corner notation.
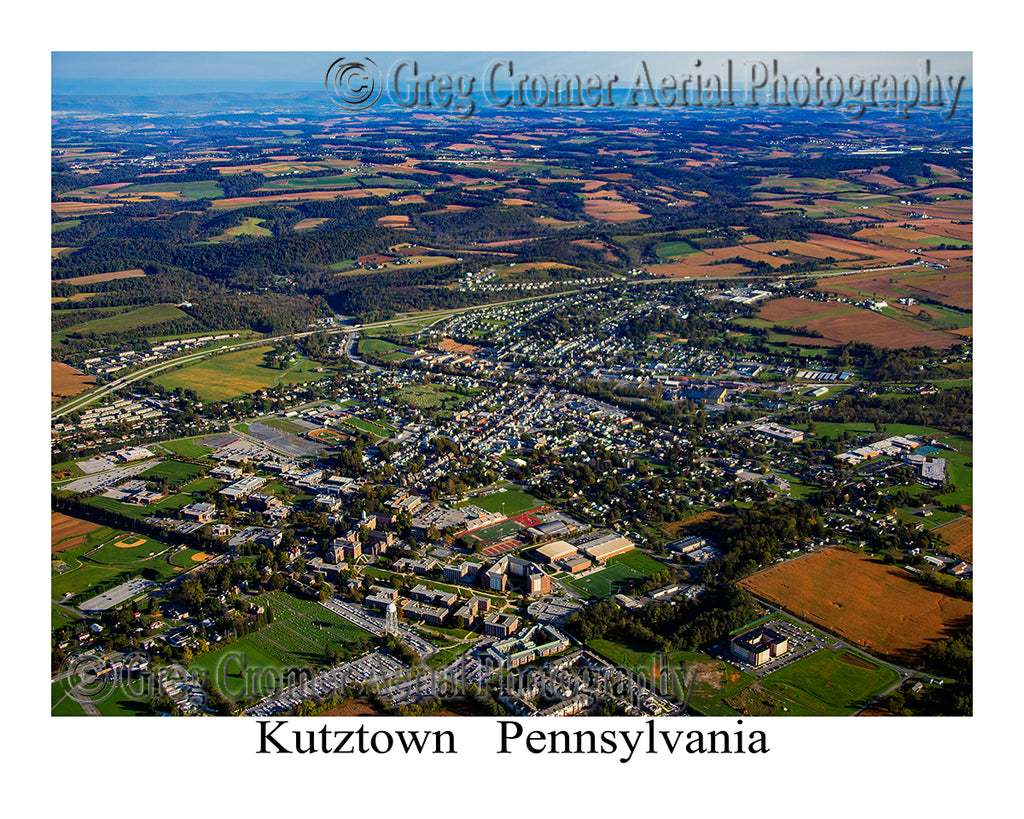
top-left (152, 347), bottom-right (335, 401)
top-left (51, 361), bottom-right (96, 402)
top-left (53, 303), bottom-right (190, 340)
top-left (739, 547), bottom-right (972, 663)
top-left (55, 268), bottom-right (147, 286)
top-left (756, 296), bottom-right (961, 348)
top-left (51, 512), bottom-right (102, 553)
top-left (112, 180), bottom-right (224, 199)
top-left (933, 516), bottom-right (973, 562)
top-left (208, 217), bottom-right (273, 240)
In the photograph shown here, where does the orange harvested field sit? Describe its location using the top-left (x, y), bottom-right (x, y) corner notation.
top-left (376, 214), bottom-right (412, 228)
top-left (854, 173), bottom-right (903, 188)
top-left (744, 240), bottom-right (860, 261)
top-left (759, 297), bottom-right (858, 323)
top-left (582, 198), bottom-right (647, 222)
top-left (293, 218), bottom-right (328, 230)
top-left (501, 198), bottom-right (535, 206)
top-left (55, 268), bottom-right (146, 286)
top-left (799, 311), bottom-right (960, 349)
top-left (739, 548), bottom-right (972, 662)
top-left (51, 201), bottom-right (122, 214)
top-left (653, 261), bottom-right (751, 278)
top-left (818, 269), bottom-right (973, 311)
top-left (917, 187), bottom-right (972, 198)
top-left (211, 189), bottom-right (397, 209)
top-left (661, 511), bottom-right (725, 537)
top-left (806, 233), bottom-right (915, 264)
top-left (52, 361), bottom-right (95, 402)
top-left (51, 512), bottom-right (101, 552)
top-left (933, 517), bottom-right (973, 562)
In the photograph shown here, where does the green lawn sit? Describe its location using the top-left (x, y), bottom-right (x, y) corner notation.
top-left (192, 591), bottom-right (376, 702)
top-left (89, 534), bottom-right (168, 565)
top-left (157, 437), bottom-right (215, 459)
top-left (466, 519), bottom-right (523, 543)
top-left (152, 347), bottom-right (336, 401)
top-left (139, 459), bottom-right (206, 484)
top-left (607, 549), bottom-right (667, 577)
top-left (755, 649), bottom-right (901, 716)
top-left (656, 240), bottom-right (699, 258)
top-left (118, 180), bottom-right (223, 199)
top-left (460, 487), bottom-right (541, 516)
top-left (53, 304), bottom-right (190, 340)
top-left (565, 563), bottom-right (644, 598)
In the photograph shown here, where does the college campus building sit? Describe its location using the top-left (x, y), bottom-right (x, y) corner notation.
top-left (730, 626), bottom-right (789, 667)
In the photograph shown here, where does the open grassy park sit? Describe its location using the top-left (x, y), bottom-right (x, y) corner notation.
top-left (190, 591), bottom-right (375, 701)
top-left (152, 346), bottom-right (337, 401)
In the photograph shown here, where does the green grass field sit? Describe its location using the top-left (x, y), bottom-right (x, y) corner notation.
top-left (152, 347), bottom-right (335, 401)
top-left (207, 217), bottom-right (273, 241)
top-left (753, 649), bottom-right (902, 716)
top-left (565, 563), bottom-right (644, 598)
top-left (191, 591), bottom-right (375, 701)
top-left (466, 519), bottom-right (523, 543)
top-left (157, 437), bottom-right (215, 459)
top-left (656, 240), bottom-right (699, 258)
top-left (262, 174), bottom-right (358, 190)
top-left (53, 304), bottom-right (190, 340)
top-left (460, 487), bottom-right (540, 516)
top-left (52, 219), bottom-right (82, 234)
top-left (606, 549), bottom-right (667, 577)
top-left (139, 459), bottom-right (206, 484)
top-left (588, 639), bottom-right (755, 711)
top-left (88, 534), bottom-right (167, 565)
top-left (341, 416), bottom-right (396, 436)
top-left (118, 180), bottom-right (224, 199)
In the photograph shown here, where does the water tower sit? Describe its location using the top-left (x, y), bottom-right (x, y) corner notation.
top-left (384, 601), bottom-right (398, 635)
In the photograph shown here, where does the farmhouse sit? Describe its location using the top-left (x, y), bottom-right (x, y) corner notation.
top-left (730, 626), bottom-right (790, 667)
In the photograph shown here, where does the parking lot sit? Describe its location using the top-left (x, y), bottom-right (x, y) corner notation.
top-left (712, 618), bottom-right (831, 678)
top-left (246, 650), bottom-right (408, 717)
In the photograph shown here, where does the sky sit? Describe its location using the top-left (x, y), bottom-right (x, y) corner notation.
top-left (52, 51), bottom-right (972, 95)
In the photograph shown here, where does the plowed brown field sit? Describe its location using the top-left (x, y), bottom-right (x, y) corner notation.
top-left (739, 548), bottom-right (972, 663)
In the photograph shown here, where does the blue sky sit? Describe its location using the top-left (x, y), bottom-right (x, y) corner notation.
top-left (53, 52), bottom-right (972, 93)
